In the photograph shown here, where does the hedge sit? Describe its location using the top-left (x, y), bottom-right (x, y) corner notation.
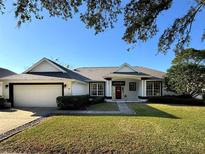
top-left (89, 96), bottom-right (105, 104)
top-left (56, 95), bottom-right (105, 110)
top-left (0, 97), bottom-right (7, 108)
top-left (56, 95), bottom-right (90, 110)
top-left (148, 96), bottom-right (204, 106)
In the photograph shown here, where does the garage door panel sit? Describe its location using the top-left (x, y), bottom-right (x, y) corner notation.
top-left (14, 84), bottom-right (62, 107)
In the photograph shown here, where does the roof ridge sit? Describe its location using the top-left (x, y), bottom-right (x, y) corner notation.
top-left (76, 66), bottom-right (118, 68)
top-left (137, 66), bottom-right (165, 73)
top-left (75, 65), bottom-right (145, 69)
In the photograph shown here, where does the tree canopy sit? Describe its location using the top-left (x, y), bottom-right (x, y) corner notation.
top-left (165, 64), bottom-right (205, 97)
top-left (172, 48), bottom-right (205, 65)
top-left (165, 48), bottom-right (205, 97)
top-left (0, 0), bottom-right (205, 53)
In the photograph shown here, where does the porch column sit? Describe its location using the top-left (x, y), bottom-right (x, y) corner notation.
top-left (144, 80), bottom-right (146, 96)
top-left (142, 80), bottom-right (144, 96)
top-left (141, 80), bottom-right (146, 96)
top-left (105, 78), bottom-right (112, 98)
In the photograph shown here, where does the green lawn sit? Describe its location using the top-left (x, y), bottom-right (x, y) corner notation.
top-left (1, 103), bottom-right (205, 153)
top-left (86, 102), bottom-right (119, 111)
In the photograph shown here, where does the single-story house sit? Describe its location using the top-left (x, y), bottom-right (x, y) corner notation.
top-left (0, 58), bottom-right (170, 107)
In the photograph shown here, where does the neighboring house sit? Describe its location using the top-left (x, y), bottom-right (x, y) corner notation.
top-left (0, 58), bottom-right (167, 107)
top-left (0, 68), bottom-right (16, 97)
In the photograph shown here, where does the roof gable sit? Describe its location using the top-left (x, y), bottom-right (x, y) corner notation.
top-left (24, 58), bottom-right (66, 73)
top-left (114, 63), bottom-right (137, 73)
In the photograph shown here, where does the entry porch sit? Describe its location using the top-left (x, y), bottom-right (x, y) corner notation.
top-left (104, 74), bottom-right (162, 101)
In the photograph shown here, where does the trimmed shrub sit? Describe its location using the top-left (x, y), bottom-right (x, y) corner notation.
top-left (148, 96), bottom-right (204, 106)
top-left (138, 96), bottom-right (149, 99)
top-left (203, 94), bottom-right (205, 102)
top-left (89, 96), bottom-right (105, 104)
top-left (57, 95), bottom-right (89, 110)
top-left (0, 97), bottom-right (6, 108)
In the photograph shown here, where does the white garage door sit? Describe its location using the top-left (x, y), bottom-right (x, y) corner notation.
top-left (14, 84), bottom-right (62, 107)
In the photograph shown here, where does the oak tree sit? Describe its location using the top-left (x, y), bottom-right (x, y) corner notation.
top-left (165, 48), bottom-right (205, 97)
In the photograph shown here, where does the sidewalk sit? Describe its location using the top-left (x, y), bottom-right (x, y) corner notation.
top-left (116, 102), bottom-right (135, 115)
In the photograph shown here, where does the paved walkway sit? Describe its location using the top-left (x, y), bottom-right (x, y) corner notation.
top-left (116, 102), bottom-right (135, 114)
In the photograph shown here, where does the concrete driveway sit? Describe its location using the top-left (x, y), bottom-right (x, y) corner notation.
top-left (0, 108), bottom-right (55, 134)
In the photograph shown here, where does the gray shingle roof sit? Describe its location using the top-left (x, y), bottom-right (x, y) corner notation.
top-left (0, 59), bottom-right (89, 82)
top-left (27, 72), bottom-right (89, 81)
top-left (0, 58), bottom-right (165, 82)
top-left (36, 58), bottom-right (90, 81)
top-left (75, 66), bottom-right (165, 81)
top-left (0, 68), bottom-right (16, 78)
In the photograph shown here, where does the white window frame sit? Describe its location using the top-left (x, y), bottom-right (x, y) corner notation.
top-left (146, 81), bottom-right (162, 96)
top-left (129, 82), bottom-right (136, 91)
top-left (90, 82), bottom-right (105, 96)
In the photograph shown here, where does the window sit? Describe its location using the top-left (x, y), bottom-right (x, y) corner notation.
top-left (91, 83), bottom-right (97, 96)
top-left (90, 82), bottom-right (105, 96)
top-left (146, 81), bottom-right (161, 96)
top-left (146, 82), bottom-right (153, 96)
top-left (129, 82), bottom-right (136, 91)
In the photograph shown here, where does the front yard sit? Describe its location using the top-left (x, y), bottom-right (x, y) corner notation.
top-left (86, 102), bottom-right (119, 111)
top-left (1, 103), bottom-right (205, 153)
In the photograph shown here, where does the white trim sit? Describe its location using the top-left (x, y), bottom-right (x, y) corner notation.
top-left (145, 80), bottom-right (147, 96)
top-left (145, 81), bottom-right (162, 96)
top-left (23, 58), bottom-right (66, 73)
top-left (114, 63), bottom-right (138, 73)
top-left (90, 82), bottom-right (104, 96)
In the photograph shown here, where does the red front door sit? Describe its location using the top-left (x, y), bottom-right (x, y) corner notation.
top-left (115, 86), bottom-right (121, 99)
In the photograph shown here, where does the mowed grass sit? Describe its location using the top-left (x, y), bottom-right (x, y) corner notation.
top-left (86, 102), bottom-right (119, 111)
top-left (1, 103), bottom-right (205, 153)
